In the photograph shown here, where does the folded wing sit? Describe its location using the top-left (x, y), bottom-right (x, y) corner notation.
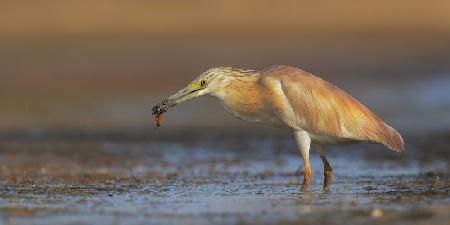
top-left (264, 65), bottom-right (404, 152)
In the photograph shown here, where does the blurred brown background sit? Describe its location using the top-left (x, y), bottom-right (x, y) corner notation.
top-left (1, 0), bottom-right (449, 134)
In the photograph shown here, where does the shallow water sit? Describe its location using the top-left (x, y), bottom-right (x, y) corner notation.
top-left (0, 132), bottom-right (448, 225)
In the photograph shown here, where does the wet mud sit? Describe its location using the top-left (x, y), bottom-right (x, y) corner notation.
top-left (0, 131), bottom-right (448, 225)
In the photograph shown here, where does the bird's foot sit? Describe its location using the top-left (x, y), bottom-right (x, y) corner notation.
top-left (300, 183), bottom-right (310, 192)
top-left (300, 170), bottom-right (312, 192)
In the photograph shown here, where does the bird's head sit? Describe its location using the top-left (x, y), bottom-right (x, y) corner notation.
top-left (151, 68), bottom-right (228, 115)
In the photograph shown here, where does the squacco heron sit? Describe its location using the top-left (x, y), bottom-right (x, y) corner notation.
top-left (152, 65), bottom-right (404, 191)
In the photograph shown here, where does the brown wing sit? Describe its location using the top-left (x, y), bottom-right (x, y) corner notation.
top-left (263, 65), bottom-right (404, 152)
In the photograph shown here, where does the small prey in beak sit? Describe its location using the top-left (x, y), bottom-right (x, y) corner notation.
top-left (152, 99), bottom-right (169, 128)
top-left (152, 87), bottom-right (202, 128)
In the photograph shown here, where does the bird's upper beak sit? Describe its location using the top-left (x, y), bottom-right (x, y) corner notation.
top-left (152, 85), bottom-right (202, 115)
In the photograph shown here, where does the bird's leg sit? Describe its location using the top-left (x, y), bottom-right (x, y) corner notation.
top-left (294, 130), bottom-right (312, 191)
top-left (315, 145), bottom-right (333, 191)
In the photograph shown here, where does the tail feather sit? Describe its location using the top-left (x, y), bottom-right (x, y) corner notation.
top-left (376, 124), bottom-right (405, 153)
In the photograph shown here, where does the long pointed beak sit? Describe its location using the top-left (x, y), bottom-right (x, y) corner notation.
top-left (152, 87), bottom-right (198, 115)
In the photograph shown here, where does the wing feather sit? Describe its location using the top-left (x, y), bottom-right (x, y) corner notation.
top-left (263, 65), bottom-right (404, 152)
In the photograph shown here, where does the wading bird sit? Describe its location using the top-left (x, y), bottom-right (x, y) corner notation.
top-left (152, 65), bottom-right (404, 191)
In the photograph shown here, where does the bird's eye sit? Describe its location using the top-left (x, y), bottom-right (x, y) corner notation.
top-left (200, 80), bottom-right (206, 86)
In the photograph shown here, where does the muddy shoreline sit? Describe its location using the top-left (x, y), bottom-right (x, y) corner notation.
top-left (0, 130), bottom-right (448, 225)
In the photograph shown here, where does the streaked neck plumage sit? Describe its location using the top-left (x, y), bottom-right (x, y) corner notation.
top-left (208, 68), bottom-right (261, 100)
top-left (208, 69), bottom-right (282, 125)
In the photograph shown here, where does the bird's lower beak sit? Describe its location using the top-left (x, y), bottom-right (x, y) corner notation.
top-left (152, 87), bottom-right (199, 115)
